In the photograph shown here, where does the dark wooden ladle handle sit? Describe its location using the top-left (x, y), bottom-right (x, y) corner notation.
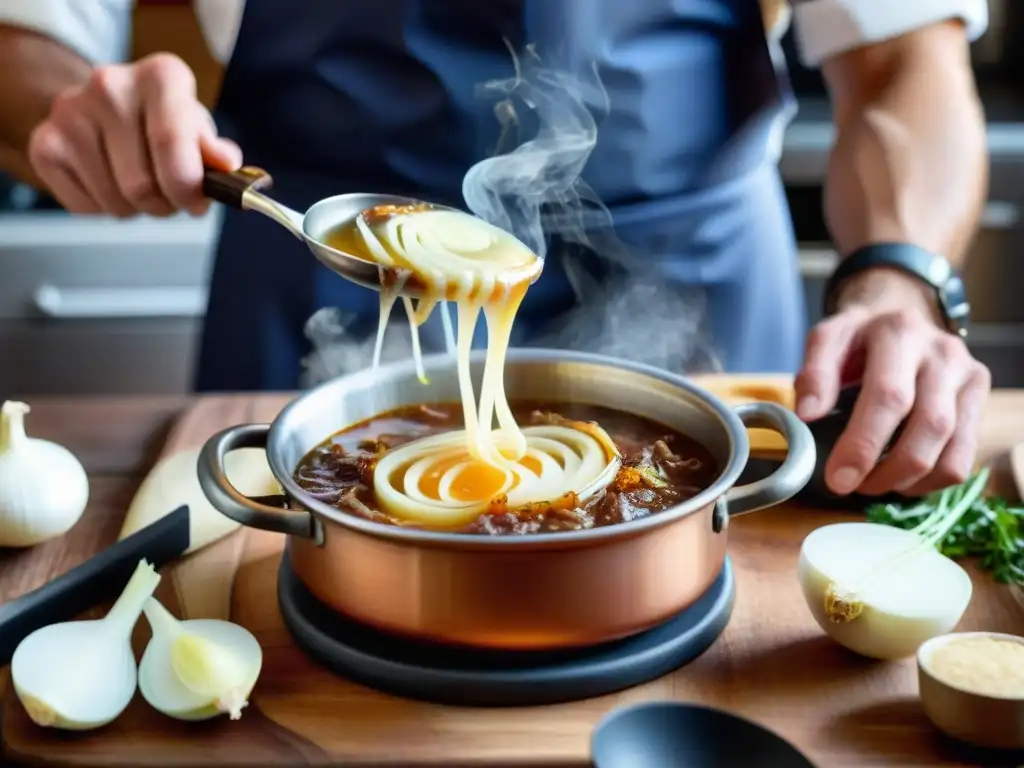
top-left (202, 165), bottom-right (274, 208)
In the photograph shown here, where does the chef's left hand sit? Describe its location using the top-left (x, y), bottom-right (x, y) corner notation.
top-left (794, 268), bottom-right (991, 497)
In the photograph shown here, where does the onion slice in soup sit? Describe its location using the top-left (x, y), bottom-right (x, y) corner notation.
top-left (374, 423), bottom-right (621, 527)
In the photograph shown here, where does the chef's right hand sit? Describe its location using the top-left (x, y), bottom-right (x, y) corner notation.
top-left (28, 52), bottom-right (242, 217)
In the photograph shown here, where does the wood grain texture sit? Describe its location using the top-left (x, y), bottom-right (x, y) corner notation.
top-left (7, 396), bottom-right (185, 475)
top-left (691, 373), bottom-right (794, 455)
top-left (2, 382), bottom-right (1024, 767)
top-left (157, 395), bottom-right (256, 623)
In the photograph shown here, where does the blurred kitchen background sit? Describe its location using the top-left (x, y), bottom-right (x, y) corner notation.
top-left (0, 0), bottom-right (1021, 395)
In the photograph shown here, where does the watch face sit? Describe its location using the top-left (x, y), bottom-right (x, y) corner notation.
top-left (944, 275), bottom-right (966, 302)
top-left (941, 275), bottom-right (970, 335)
top-left (927, 258), bottom-right (953, 285)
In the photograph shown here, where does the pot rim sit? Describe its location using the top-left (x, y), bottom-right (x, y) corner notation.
top-left (267, 348), bottom-right (750, 548)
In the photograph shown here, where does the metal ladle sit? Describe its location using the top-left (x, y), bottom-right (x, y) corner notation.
top-left (202, 166), bottom-right (459, 297)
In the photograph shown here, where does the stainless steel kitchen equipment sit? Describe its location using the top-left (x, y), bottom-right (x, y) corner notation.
top-left (0, 207), bottom-right (219, 396)
top-left (202, 166), bottom-right (454, 298)
top-left (198, 348), bottom-right (816, 651)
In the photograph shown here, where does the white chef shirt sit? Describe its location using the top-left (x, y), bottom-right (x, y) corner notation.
top-left (0, 0), bottom-right (990, 68)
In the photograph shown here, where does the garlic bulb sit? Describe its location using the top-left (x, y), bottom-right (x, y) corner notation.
top-left (11, 560), bottom-right (161, 730)
top-left (139, 597), bottom-right (262, 721)
top-left (0, 400), bottom-right (89, 547)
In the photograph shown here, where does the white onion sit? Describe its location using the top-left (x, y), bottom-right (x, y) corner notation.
top-left (798, 522), bottom-right (973, 660)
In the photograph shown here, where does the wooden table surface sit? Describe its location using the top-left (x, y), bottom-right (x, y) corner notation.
top-left (2, 390), bottom-right (1024, 766)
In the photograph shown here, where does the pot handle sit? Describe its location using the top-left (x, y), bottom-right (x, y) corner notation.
top-left (725, 402), bottom-right (816, 517)
top-left (197, 424), bottom-right (318, 540)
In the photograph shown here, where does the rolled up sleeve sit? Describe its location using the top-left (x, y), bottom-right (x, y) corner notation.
top-left (0, 0), bottom-right (134, 64)
top-left (792, 0), bottom-right (989, 67)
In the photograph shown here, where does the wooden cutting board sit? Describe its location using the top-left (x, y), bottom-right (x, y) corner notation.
top-left (692, 373), bottom-right (794, 455)
top-left (4, 378), bottom-right (1019, 767)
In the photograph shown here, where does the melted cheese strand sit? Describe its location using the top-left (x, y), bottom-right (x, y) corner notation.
top-left (372, 269), bottom-right (399, 370)
top-left (401, 295), bottom-right (428, 384)
top-left (455, 302), bottom-right (485, 462)
top-left (440, 302), bottom-right (456, 355)
top-left (478, 293), bottom-right (526, 462)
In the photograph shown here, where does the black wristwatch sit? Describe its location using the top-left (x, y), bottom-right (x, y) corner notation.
top-left (823, 243), bottom-right (971, 338)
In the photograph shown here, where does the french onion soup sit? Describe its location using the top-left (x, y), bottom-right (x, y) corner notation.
top-left (293, 402), bottom-right (719, 535)
top-left (302, 204), bottom-right (717, 534)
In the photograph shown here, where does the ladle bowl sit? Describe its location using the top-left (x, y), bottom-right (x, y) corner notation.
top-left (202, 166), bottom-right (461, 298)
top-left (591, 701), bottom-right (816, 767)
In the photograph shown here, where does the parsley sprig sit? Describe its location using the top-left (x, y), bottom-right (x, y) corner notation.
top-left (865, 470), bottom-right (1024, 586)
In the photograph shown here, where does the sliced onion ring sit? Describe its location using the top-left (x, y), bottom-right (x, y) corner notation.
top-left (373, 424), bottom-right (621, 528)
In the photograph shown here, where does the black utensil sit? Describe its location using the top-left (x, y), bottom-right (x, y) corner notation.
top-left (0, 505), bottom-right (191, 665)
top-left (591, 701), bottom-right (816, 767)
top-left (738, 384), bottom-right (910, 508)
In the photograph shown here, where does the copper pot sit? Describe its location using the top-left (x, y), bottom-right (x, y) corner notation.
top-left (198, 349), bottom-right (815, 650)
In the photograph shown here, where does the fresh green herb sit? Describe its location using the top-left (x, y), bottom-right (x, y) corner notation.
top-left (865, 468), bottom-right (1024, 586)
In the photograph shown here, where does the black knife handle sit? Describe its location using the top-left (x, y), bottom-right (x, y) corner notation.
top-left (807, 384), bottom-right (908, 464)
top-left (739, 386), bottom-right (912, 508)
top-left (0, 504), bottom-right (191, 666)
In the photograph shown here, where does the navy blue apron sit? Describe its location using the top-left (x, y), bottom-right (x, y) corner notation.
top-left (196, 0), bottom-right (806, 391)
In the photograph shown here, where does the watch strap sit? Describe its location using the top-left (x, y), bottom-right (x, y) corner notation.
top-left (823, 242), bottom-right (970, 337)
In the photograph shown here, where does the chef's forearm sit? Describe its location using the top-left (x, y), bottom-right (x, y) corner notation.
top-left (0, 25), bottom-right (92, 186)
top-left (820, 21), bottom-right (987, 271)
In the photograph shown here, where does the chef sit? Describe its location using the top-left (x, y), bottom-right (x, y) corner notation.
top-left (0, 0), bottom-right (992, 498)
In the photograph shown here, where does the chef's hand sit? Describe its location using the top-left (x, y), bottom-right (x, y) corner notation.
top-left (795, 268), bottom-right (991, 497)
top-left (27, 53), bottom-right (242, 217)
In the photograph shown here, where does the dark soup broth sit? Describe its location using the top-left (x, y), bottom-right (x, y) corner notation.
top-left (292, 402), bottom-right (720, 535)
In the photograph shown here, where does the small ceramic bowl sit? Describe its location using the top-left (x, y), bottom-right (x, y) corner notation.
top-left (590, 701), bottom-right (815, 767)
top-left (917, 631), bottom-right (1024, 751)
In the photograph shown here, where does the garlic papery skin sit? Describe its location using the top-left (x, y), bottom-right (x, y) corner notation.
top-left (0, 400), bottom-right (89, 547)
top-left (139, 597), bottom-right (262, 721)
top-left (11, 559), bottom-right (161, 730)
top-left (798, 522), bottom-right (973, 660)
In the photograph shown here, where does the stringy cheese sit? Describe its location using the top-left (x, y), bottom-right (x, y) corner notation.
top-left (349, 206), bottom-right (622, 526)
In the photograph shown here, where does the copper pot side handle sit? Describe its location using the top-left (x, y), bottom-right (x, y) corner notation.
top-left (197, 424), bottom-right (317, 539)
top-left (725, 402), bottom-right (816, 517)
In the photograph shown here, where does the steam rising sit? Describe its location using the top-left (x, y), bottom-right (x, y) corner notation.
top-left (462, 45), bottom-right (611, 262)
top-left (301, 45), bottom-right (719, 388)
top-left (302, 306), bottom-right (407, 387)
